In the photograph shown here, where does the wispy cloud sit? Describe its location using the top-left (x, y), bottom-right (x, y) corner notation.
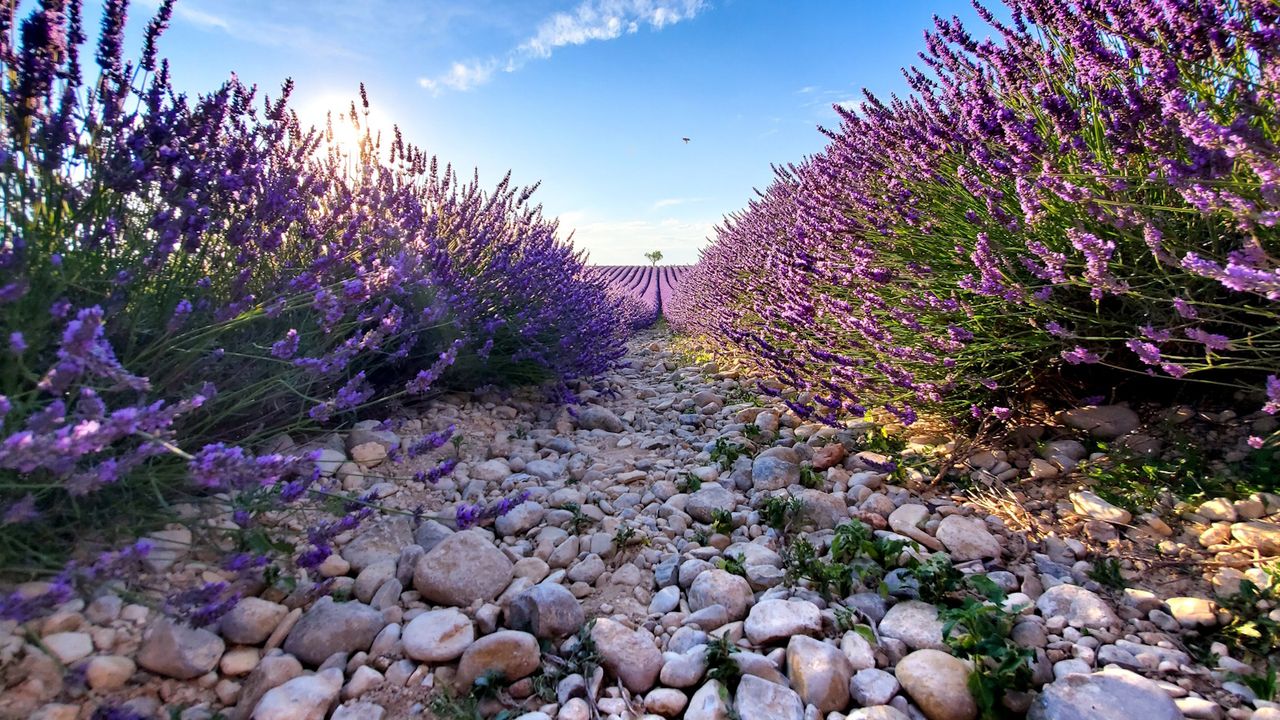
top-left (652, 196), bottom-right (704, 210)
top-left (141, 0), bottom-right (365, 60)
top-left (420, 0), bottom-right (708, 94)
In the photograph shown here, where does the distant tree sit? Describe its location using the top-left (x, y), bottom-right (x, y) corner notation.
top-left (645, 250), bottom-right (663, 266)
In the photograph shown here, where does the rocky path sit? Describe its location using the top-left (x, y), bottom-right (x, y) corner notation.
top-left (3, 329), bottom-right (1277, 720)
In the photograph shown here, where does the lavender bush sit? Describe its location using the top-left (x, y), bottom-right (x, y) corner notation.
top-left (670, 0), bottom-right (1280, 429)
top-left (0, 0), bottom-right (627, 598)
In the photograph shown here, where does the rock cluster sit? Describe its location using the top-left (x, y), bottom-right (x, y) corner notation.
top-left (0, 336), bottom-right (1272, 720)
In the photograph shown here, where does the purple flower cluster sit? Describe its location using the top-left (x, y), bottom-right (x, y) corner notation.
top-left (669, 0), bottom-right (1280, 423)
top-left (455, 490), bottom-right (531, 530)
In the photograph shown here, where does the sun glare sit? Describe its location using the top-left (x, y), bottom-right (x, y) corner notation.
top-left (297, 92), bottom-right (398, 163)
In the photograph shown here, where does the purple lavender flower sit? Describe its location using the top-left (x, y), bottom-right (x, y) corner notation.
top-left (1184, 327), bottom-right (1231, 351)
top-left (1125, 339), bottom-right (1162, 365)
top-left (271, 329), bottom-right (300, 359)
top-left (1061, 347), bottom-right (1101, 365)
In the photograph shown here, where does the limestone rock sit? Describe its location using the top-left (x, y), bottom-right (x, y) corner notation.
top-left (687, 484), bottom-right (737, 523)
top-left (752, 455), bottom-right (800, 491)
top-left (252, 669), bottom-right (342, 720)
top-left (591, 618), bottom-right (663, 693)
top-left (1028, 667), bottom-right (1181, 720)
top-left (786, 634), bottom-right (852, 714)
top-left (221, 597), bottom-right (289, 646)
top-left (685, 680), bottom-right (732, 720)
top-left (136, 617), bottom-right (225, 680)
top-left (1035, 585), bottom-right (1119, 630)
top-left (744, 599), bottom-right (822, 646)
top-left (688, 569), bottom-right (752, 622)
top-left (1069, 492), bottom-right (1132, 525)
top-left (578, 405), bottom-right (624, 432)
top-left (282, 597), bottom-right (385, 666)
top-left (878, 600), bottom-right (945, 650)
top-left (935, 515), bottom-right (1001, 561)
top-left (341, 516), bottom-right (414, 572)
top-left (506, 583), bottom-right (585, 639)
top-left (895, 649), bottom-right (977, 720)
top-left (734, 674), bottom-right (803, 720)
top-left (413, 529), bottom-right (514, 606)
top-left (456, 630), bottom-right (541, 689)
top-left (402, 608), bottom-right (474, 663)
top-left (1056, 405), bottom-right (1140, 439)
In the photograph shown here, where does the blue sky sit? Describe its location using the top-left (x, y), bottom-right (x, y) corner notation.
top-left (94, 0), bottom-right (994, 264)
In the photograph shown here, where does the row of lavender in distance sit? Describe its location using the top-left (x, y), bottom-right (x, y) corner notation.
top-left (668, 0), bottom-right (1280, 435)
top-left (593, 265), bottom-right (692, 329)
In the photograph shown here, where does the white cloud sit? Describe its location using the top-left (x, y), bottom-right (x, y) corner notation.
top-left (652, 196), bottom-right (704, 210)
top-left (421, 0), bottom-right (708, 94)
top-left (419, 59), bottom-right (499, 92)
top-left (561, 213), bottom-right (714, 265)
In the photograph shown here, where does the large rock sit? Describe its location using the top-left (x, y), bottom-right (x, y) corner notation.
top-left (744, 599), bottom-right (822, 646)
top-left (1035, 585), bottom-right (1119, 630)
top-left (895, 649), bottom-right (977, 720)
top-left (231, 652), bottom-right (303, 720)
top-left (887, 505), bottom-right (944, 551)
top-left (752, 456), bottom-right (800, 491)
top-left (688, 569), bottom-right (752, 621)
top-left (787, 635), bottom-right (852, 714)
top-left (734, 674), bottom-right (803, 720)
top-left (282, 597), bottom-right (385, 666)
top-left (1056, 405), bottom-right (1140, 439)
top-left (577, 405), bottom-right (624, 432)
top-left (687, 484), bottom-right (738, 523)
top-left (136, 617), bottom-right (225, 680)
top-left (1231, 520), bottom-right (1280, 555)
top-left (935, 515), bottom-right (1001, 561)
top-left (470, 458), bottom-right (510, 483)
top-left (1028, 667), bottom-right (1181, 720)
top-left (253, 668), bottom-right (342, 720)
top-left (796, 488), bottom-right (849, 529)
top-left (413, 529), bottom-right (514, 606)
top-left (685, 680), bottom-right (732, 720)
top-left (506, 583), bottom-right (585, 639)
top-left (221, 597), bottom-right (289, 646)
top-left (850, 668), bottom-right (900, 706)
top-left (402, 608), bottom-right (474, 663)
top-left (456, 630), bottom-right (541, 689)
top-left (341, 516), bottom-right (414, 572)
top-left (1069, 491), bottom-right (1132, 525)
top-left (591, 618), bottom-right (663, 693)
top-left (878, 600), bottom-right (945, 650)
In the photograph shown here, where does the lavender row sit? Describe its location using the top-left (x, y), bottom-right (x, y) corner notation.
top-left (0, 0), bottom-right (629, 611)
top-left (669, 0), bottom-right (1280, 428)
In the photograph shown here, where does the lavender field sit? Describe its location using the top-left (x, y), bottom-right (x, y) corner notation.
top-left (2, 1), bottom-right (1280, 719)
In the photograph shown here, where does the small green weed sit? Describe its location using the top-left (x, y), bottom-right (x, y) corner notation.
top-left (532, 621), bottom-right (601, 702)
top-left (1087, 556), bottom-right (1127, 590)
top-left (760, 496), bottom-right (805, 534)
top-left (710, 438), bottom-right (747, 471)
top-left (940, 576), bottom-right (1033, 720)
top-left (716, 554), bottom-right (747, 577)
top-left (705, 634), bottom-right (742, 688)
top-left (710, 508), bottom-right (735, 535)
top-left (1198, 566), bottom-right (1280, 663)
top-left (557, 503), bottom-right (593, 535)
top-left (1231, 663), bottom-right (1277, 702)
top-left (676, 472), bottom-right (703, 494)
top-left (799, 465), bottom-right (824, 489)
